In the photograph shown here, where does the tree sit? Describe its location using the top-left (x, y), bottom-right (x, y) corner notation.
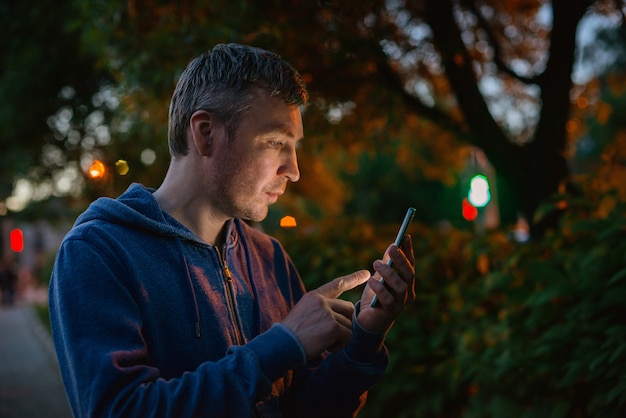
top-left (0, 0), bottom-right (113, 205)
top-left (274, 0), bottom-right (618, 235)
top-left (3, 0), bottom-right (622, 234)
top-left (67, 0), bottom-right (622, 235)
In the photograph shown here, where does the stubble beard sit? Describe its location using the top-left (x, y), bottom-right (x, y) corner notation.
top-left (217, 179), bottom-right (270, 223)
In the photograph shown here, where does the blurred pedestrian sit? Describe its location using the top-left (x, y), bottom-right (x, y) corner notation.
top-left (0, 259), bottom-right (18, 306)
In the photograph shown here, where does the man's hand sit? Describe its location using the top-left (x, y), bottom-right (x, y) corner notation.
top-left (281, 270), bottom-right (370, 361)
top-left (359, 235), bottom-right (416, 333)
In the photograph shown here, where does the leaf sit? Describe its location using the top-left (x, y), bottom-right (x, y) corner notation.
top-left (533, 200), bottom-right (564, 225)
top-left (609, 343), bottom-right (626, 364)
top-left (606, 377), bottom-right (626, 405)
top-left (607, 267), bottom-right (626, 286)
top-left (483, 271), bottom-right (513, 292)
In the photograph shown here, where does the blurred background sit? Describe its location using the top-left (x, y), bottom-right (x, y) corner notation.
top-left (1, 0), bottom-right (625, 416)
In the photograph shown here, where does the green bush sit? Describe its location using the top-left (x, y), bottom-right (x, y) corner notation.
top-left (461, 192), bottom-right (626, 418)
top-left (279, 185), bottom-right (626, 417)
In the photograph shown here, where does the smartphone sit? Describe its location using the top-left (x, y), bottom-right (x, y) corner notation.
top-left (370, 207), bottom-right (416, 308)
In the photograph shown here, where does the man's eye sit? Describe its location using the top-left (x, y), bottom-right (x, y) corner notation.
top-left (268, 141), bottom-right (282, 147)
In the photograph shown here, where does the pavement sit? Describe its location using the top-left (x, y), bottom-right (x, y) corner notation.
top-left (0, 301), bottom-right (73, 418)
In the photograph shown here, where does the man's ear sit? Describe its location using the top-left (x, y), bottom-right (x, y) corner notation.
top-left (189, 110), bottom-right (219, 156)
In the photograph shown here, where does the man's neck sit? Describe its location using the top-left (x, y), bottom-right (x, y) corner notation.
top-left (153, 168), bottom-right (226, 246)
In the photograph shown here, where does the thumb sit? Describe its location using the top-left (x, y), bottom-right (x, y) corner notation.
top-left (316, 270), bottom-right (370, 299)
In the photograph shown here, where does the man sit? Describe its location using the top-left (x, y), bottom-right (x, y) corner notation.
top-left (49, 43), bottom-right (415, 417)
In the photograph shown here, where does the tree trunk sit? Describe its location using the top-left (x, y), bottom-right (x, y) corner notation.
top-left (423, 0), bottom-right (591, 237)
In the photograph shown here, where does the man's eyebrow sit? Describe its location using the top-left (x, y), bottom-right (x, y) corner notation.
top-left (260, 122), bottom-right (302, 139)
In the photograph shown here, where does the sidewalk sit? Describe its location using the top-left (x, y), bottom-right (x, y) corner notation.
top-left (0, 303), bottom-right (72, 418)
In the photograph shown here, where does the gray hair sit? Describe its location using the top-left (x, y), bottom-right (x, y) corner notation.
top-left (167, 43), bottom-right (309, 156)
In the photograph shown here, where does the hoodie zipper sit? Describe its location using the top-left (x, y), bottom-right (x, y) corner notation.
top-left (216, 245), bottom-right (245, 345)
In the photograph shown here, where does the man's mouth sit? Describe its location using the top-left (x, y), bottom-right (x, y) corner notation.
top-left (266, 191), bottom-right (283, 203)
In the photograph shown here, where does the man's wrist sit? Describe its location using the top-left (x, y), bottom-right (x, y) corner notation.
top-left (343, 301), bottom-right (388, 365)
top-left (239, 323), bottom-right (307, 381)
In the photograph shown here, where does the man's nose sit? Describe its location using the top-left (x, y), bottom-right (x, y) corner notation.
top-left (281, 149), bottom-right (300, 182)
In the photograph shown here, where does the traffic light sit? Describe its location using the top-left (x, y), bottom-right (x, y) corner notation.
top-left (461, 198), bottom-right (479, 221)
top-left (10, 228), bottom-right (24, 252)
top-left (468, 174), bottom-right (491, 208)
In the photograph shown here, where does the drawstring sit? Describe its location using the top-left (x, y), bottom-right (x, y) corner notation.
top-left (176, 239), bottom-right (202, 338)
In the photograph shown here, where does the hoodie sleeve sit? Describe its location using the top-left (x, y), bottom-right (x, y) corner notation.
top-left (49, 234), bottom-right (306, 418)
top-left (279, 302), bottom-right (389, 418)
top-left (239, 228), bottom-right (389, 417)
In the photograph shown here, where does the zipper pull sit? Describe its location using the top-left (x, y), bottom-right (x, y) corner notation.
top-left (223, 264), bottom-right (233, 282)
top-left (220, 245), bottom-right (233, 282)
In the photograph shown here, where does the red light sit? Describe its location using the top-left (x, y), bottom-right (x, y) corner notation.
top-left (10, 228), bottom-right (24, 252)
top-left (462, 198), bottom-right (478, 222)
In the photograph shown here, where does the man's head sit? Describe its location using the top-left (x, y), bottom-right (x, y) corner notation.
top-left (168, 43), bottom-right (309, 157)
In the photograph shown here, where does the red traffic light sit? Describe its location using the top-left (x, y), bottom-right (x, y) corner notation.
top-left (462, 198), bottom-right (478, 222)
top-left (10, 228), bottom-right (24, 252)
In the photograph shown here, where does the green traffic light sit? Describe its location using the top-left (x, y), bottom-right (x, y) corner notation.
top-left (468, 174), bottom-right (490, 207)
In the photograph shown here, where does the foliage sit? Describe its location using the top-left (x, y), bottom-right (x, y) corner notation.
top-left (0, 0), bottom-right (114, 201)
top-left (5, 0), bottom-right (623, 237)
top-left (274, 176), bottom-right (626, 417)
top-left (470, 194), bottom-right (624, 417)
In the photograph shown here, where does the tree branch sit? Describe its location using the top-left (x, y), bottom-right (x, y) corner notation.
top-left (370, 41), bottom-right (470, 140)
top-left (460, 0), bottom-right (543, 85)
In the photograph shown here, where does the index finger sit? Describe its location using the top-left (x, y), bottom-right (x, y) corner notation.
top-left (315, 270), bottom-right (370, 299)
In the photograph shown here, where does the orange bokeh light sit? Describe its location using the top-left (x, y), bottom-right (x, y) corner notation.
top-left (88, 160), bottom-right (106, 179)
top-left (280, 216), bottom-right (297, 228)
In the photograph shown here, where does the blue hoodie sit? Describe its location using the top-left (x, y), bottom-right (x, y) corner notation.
top-left (49, 184), bottom-right (388, 417)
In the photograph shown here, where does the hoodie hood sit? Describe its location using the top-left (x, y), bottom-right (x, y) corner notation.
top-left (75, 183), bottom-right (207, 244)
top-left (75, 183), bottom-right (209, 338)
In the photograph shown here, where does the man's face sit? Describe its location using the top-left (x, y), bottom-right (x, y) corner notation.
top-left (209, 89), bottom-right (303, 222)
